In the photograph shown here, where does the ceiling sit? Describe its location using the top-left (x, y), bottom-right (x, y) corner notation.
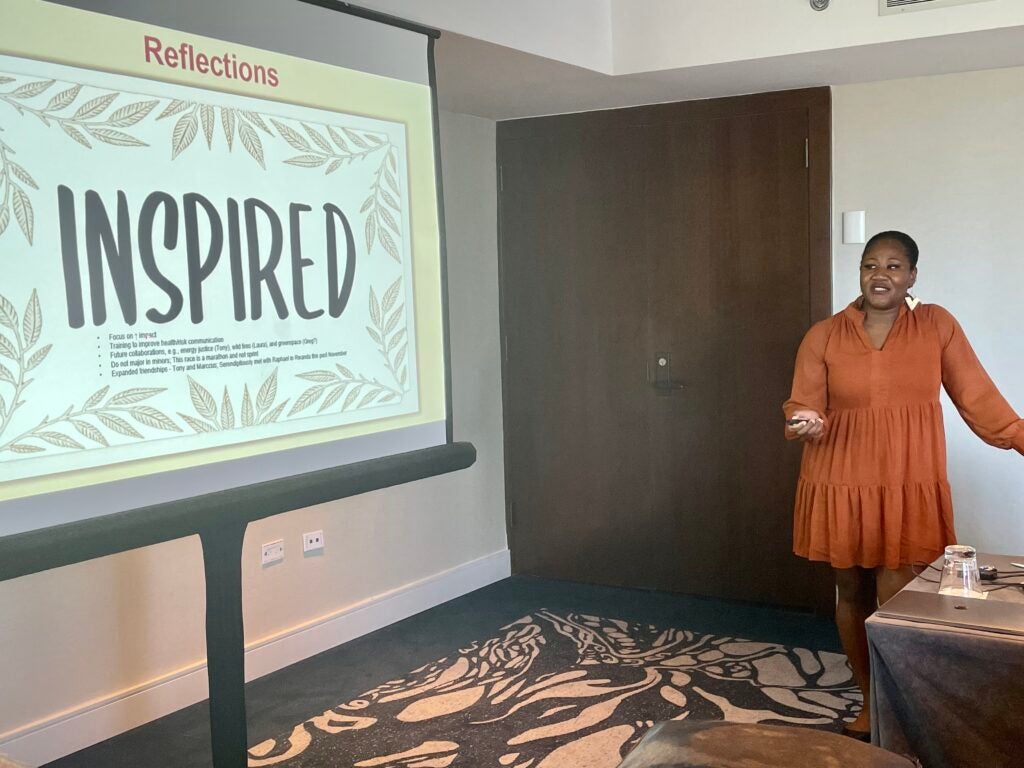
top-left (434, 23), bottom-right (1024, 121)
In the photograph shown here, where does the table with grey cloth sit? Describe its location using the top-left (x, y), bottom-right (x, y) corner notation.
top-left (866, 552), bottom-right (1024, 767)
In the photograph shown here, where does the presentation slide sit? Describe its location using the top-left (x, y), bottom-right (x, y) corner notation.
top-left (0, 0), bottom-right (447, 524)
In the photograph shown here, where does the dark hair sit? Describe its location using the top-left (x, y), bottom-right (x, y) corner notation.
top-left (862, 230), bottom-right (919, 269)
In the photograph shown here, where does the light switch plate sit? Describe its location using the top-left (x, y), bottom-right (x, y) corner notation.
top-left (843, 211), bottom-right (866, 244)
top-left (261, 539), bottom-right (284, 566)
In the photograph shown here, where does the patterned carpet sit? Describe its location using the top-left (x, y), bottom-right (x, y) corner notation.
top-left (246, 611), bottom-right (860, 767)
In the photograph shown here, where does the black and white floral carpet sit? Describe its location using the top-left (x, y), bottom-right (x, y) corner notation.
top-left (247, 610), bottom-right (860, 767)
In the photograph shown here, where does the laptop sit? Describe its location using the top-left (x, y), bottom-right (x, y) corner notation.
top-left (875, 589), bottom-right (1024, 637)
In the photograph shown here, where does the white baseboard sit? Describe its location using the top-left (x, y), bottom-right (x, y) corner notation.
top-left (0, 549), bottom-right (511, 768)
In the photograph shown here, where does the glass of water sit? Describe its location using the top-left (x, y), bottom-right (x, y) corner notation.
top-left (938, 545), bottom-right (986, 600)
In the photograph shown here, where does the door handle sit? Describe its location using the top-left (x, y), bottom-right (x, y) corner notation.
top-left (647, 353), bottom-right (685, 395)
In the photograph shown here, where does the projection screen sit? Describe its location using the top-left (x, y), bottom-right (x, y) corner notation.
top-left (0, 0), bottom-right (451, 535)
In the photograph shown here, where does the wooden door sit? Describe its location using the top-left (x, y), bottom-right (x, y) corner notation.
top-left (642, 109), bottom-right (833, 609)
top-left (498, 90), bottom-right (833, 612)
top-left (499, 126), bottom-right (659, 587)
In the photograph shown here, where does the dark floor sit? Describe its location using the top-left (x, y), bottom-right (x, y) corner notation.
top-left (45, 576), bottom-right (840, 768)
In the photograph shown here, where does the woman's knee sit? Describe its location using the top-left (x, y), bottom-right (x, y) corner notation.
top-left (835, 567), bottom-right (874, 605)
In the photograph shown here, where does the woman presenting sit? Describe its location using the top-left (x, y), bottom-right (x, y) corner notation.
top-left (784, 230), bottom-right (1023, 740)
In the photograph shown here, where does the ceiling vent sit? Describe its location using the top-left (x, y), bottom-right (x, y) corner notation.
top-left (880, 0), bottom-right (996, 15)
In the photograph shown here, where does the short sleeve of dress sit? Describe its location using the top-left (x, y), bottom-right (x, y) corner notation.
top-left (783, 318), bottom-right (832, 439)
top-left (933, 306), bottom-right (1024, 455)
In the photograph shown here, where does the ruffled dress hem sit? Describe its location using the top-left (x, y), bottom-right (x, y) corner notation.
top-left (792, 477), bottom-right (956, 571)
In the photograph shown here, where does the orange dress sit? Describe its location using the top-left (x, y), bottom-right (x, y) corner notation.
top-left (784, 301), bottom-right (1024, 570)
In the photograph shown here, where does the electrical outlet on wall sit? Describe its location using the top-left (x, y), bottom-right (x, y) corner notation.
top-left (261, 539), bottom-right (284, 566)
top-left (303, 530), bottom-right (324, 553)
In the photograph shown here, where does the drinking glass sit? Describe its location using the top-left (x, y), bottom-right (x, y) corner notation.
top-left (938, 545), bottom-right (986, 600)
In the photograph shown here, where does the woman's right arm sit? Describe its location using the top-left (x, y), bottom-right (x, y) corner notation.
top-left (783, 320), bottom-right (831, 441)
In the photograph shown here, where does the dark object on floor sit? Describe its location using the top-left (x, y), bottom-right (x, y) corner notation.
top-left (618, 721), bottom-right (914, 768)
top-left (842, 724), bottom-right (872, 742)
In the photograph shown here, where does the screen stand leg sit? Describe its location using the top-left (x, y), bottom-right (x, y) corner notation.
top-left (200, 521), bottom-right (249, 768)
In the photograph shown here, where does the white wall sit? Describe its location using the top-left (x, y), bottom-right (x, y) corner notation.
top-left (357, 0), bottom-right (614, 73)
top-left (833, 67), bottom-right (1024, 554)
top-left (611, 0), bottom-right (1024, 74)
top-left (0, 110), bottom-right (506, 764)
top-left (358, 0), bottom-right (1024, 79)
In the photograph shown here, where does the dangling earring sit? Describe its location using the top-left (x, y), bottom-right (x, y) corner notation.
top-left (905, 293), bottom-right (921, 310)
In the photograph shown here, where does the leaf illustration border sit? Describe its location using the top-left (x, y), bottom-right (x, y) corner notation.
top-left (0, 69), bottom-right (408, 261)
top-left (1, 286), bottom-right (416, 461)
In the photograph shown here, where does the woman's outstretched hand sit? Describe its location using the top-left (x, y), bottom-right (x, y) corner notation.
top-left (787, 409), bottom-right (825, 442)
